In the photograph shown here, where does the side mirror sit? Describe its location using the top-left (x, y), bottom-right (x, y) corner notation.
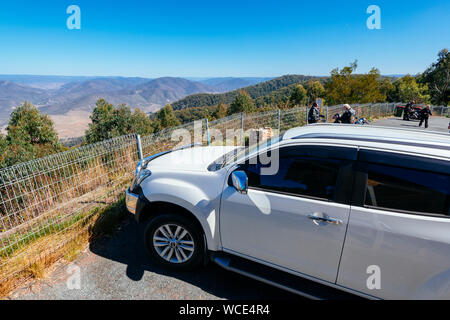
top-left (231, 171), bottom-right (248, 194)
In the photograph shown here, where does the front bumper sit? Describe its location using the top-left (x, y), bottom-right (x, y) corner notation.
top-left (125, 188), bottom-right (139, 214)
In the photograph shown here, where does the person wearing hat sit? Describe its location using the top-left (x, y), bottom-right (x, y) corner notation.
top-left (339, 104), bottom-right (355, 124)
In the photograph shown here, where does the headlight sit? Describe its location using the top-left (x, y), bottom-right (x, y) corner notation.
top-left (137, 169), bottom-right (152, 185)
top-left (131, 169), bottom-right (152, 192)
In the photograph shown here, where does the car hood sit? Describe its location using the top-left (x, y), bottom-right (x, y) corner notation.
top-left (146, 146), bottom-right (239, 172)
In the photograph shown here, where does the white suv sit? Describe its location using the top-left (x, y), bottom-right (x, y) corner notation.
top-left (126, 124), bottom-right (450, 300)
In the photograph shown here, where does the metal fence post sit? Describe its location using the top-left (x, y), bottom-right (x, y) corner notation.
top-left (241, 113), bottom-right (245, 146)
top-left (305, 107), bottom-right (309, 125)
top-left (205, 118), bottom-right (211, 146)
top-left (277, 109), bottom-right (281, 132)
top-left (136, 134), bottom-right (143, 161)
top-left (326, 106), bottom-right (329, 123)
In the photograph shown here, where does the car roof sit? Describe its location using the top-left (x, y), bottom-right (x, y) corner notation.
top-left (282, 124), bottom-right (450, 159)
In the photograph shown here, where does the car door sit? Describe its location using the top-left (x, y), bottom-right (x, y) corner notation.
top-left (337, 149), bottom-right (450, 299)
top-left (220, 144), bottom-right (356, 284)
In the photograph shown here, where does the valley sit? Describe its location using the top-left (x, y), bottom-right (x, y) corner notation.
top-left (0, 75), bottom-right (270, 137)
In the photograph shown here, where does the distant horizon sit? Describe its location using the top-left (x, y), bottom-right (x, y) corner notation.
top-left (0, 73), bottom-right (407, 80)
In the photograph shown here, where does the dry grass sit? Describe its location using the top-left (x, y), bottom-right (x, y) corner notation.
top-left (0, 138), bottom-right (136, 298)
top-left (0, 193), bottom-right (127, 298)
top-left (27, 261), bottom-right (46, 279)
top-left (0, 277), bottom-right (15, 298)
top-left (63, 234), bottom-right (87, 263)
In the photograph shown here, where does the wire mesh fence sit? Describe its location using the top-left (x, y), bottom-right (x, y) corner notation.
top-left (141, 120), bottom-right (206, 157)
top-left (431, 106), bottom-right (450, 117)
top-left (325, 102), bottom-right (402, 122)
top-left (279, 107), bottom-right (308, 132)
top-left (206, 108), bottom-right (308, 147)
top-left (208, 113), bottom-right (244, 146)
top-left (0, 134), bottom-right (139, 282)
top-left (0, 101), bottom-right (443, 285)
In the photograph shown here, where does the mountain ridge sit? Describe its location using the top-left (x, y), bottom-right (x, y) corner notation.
top-left (0, 76), bottom-right (262, 124)
top-left (172, 75), bottom-right (327, 110)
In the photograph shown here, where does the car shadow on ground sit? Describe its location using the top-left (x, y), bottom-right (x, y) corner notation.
top-left (388, 118), bottom-right (424, 128)
top-left (89, 216), bottom-right (301, 300)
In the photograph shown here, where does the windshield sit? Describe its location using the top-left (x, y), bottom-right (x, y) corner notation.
top-left (207, 134), bottom-right (284, 172)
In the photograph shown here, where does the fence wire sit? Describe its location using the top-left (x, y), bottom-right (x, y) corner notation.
top-left (141, 120), bottom-right (206, 157)
top-left (0, 134), bottom-right (140, 281)
top-left (0, 102), bottom-right (446, 284)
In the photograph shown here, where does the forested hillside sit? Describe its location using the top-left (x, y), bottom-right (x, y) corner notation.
top-left (172, 75), bottom-right (325, 109)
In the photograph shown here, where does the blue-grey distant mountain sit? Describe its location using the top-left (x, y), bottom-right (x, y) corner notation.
top-left (134, 77), bottom-right (215, 104)
top-left (199, 77), bottom-right (272, 92)
top-left (35, 77), bottom-right (216, 116)
top-left (0, 80), bottom-right (49, 122)
top-left (0, 76), bottom-right (227, 125)
top-left (0, 74), bottom-right (323, 128)
top-left (0, 75), bottom-right (273, 121)
top-left (0, 75), bottom-right (95, 90)
top-left (56, 77), bottom-right (150, 93)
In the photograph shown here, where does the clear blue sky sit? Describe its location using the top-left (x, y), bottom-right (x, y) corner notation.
top-left (0, 0), bottom-right (448, 77)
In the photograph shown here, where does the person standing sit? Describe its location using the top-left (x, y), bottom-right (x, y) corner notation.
top-left (403, 100), bottom-right (415, 121)
top-left (419, 105), bottom-right (432, 129)
top-left (308, 102), bottom-right (320, 124)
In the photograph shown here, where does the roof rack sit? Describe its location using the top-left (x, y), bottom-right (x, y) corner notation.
top-left (291, 133), bottom-right (450, 151)
top-left (306, 123), bottom-right (450, 138)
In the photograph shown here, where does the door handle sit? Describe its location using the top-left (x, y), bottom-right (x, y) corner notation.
top-left (308, 214), bottom-right (343, 225)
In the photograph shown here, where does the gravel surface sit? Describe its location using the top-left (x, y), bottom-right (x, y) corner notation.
top-left (9, 217), bottom-right (300, 300)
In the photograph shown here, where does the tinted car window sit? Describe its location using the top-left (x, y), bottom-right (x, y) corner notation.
top-left (240, 147), bottom-right (348, 201)
top-left (361, 162), bottom-right (450, 216)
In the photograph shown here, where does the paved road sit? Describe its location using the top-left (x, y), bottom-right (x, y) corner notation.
top-left (9, 216), bottom-right (301, 300)
top-left (373, 116), bottom-right (449, 133)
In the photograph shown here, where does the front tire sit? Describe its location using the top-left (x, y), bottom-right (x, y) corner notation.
top-left (143, 214), bottom-right (204, 270)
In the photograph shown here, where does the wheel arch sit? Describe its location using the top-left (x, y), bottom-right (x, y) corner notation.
top-left (137, 200), bottom-right (216, 253)
top-left (138, 201), bottom-right (202, 230)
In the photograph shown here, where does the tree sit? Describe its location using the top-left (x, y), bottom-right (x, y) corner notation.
top-left (325, 61), bottom-right (386, 104)
top-left (86, 99), bottom-right (154, 143)
top-left (131, 108), bottom-right (155, 136)
top-left (7, 101), bottom-right (61, 147)
top-left (227, 91), bottom-right (255, 115)
top-left (394, 75), bottom-right (430, 103)
top-left (379, 78), bottom-right (396, 102)
top-left (0, 135), bottom-right (6, 156)
top-left (157, 104), bottom-right (181, 129)
top-left (305, 80), bottom-right (325, 104)
top-left (289, 84), bottom-right (308, 106)
top-left (174, 105), bottom-right (218, 124)
top-left (1, 101), bottom-right (63, 167)
top-left (85, 99), bottom-right (115, 143)
top-left (215, 102), bottom-right (228, 119)
top-left (420, 49), bottom-right (449, 105)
